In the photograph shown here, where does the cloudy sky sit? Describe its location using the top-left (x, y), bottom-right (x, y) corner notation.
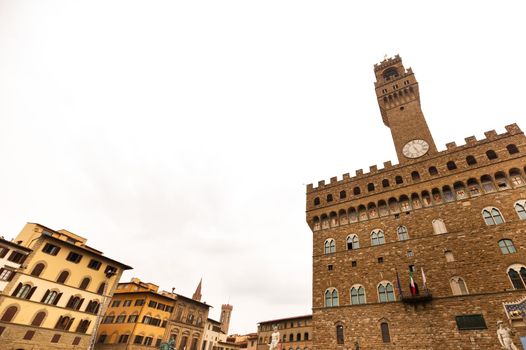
top-left (1, 1), bottom-right (525, 334)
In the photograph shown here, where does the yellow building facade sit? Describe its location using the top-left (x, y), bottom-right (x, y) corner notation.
top-left (0, 223), bottom-right (131, 349)
top-left (96, 278), bottom-right (211, 350)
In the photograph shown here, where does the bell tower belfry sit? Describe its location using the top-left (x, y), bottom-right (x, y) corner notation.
top-left (374, 55), bottom-right (438, 163)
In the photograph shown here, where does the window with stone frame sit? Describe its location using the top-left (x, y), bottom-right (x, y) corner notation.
top-left (515, 200), bottom-right (526, 220)
top-left (450, 277), bottom-right (469, 295)
top-left (397, 226), bottom-right (409, 241)
top-left (377, 282), bottom-right (395, 302)
top-left (507, 265), bottom-right (526, 290)
top-left (371, 230), bottom-right (385, 246)
top-left (336, 324), bottom-right (344, 344)
top-left (350, 285), bottom-right (366, 305)
top-left (482, 207), bottom-right (505, 225)
top-left (324, 288), bottom-right (339, 307)
top-left (324, 239), bottom-right (336, 254)
top-left (380, 322), bottom-right (391, 342)
top-left (499, 239), bottom-right (517, 255)
top-left (346, 235), bottom-right (359, 250)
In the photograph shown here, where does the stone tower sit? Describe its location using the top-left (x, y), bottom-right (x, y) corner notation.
top-left (192, 278), bottom-right (202, 301)
top-left (306, 55), bottom-right (526, 349)
top-left (220, 304), bottom-right (233, 335)
top-left (374, 55), bottom-right (438, 163)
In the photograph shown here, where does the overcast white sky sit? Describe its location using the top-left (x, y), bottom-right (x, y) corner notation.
top-left (1, 1), bottom-right (525, 334)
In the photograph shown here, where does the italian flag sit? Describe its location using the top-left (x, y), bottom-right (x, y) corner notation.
top-left (410, 270), bottom-right (417, 295)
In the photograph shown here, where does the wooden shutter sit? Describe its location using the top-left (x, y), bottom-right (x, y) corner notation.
top-left (11, 283), bottom-right (22, 297)
top-left (66, 317), bottom-right (75, 330)
top-left (53, 293), bottom-right (63, 305)
top-left (26, 286), bottom-right (37, 300)
top-left (76, 298), bottom-right (85, 310)
top-left (66, 296), bottom-right (74, 308)
top-left (41, 290), bottom-right (50, 303)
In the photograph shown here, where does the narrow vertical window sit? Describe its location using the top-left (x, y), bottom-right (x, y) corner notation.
top-left (381, 322), bottom-right (391, 343)
top-left (336, 324), bottom-right (344, 344)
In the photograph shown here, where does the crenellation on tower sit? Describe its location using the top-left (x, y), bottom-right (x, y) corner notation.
top-left (306, 56), bottom-right (526, 349)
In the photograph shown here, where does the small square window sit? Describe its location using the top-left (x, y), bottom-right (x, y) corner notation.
top-left (409, 264), bottom-right (415, 272)
top-left (328, 264), bottom-right (333, 271)
top-left (407, 250), bottom-right (414, 257)
top-left (66, 252), bottom-right (83, 263)
top-left (23, 330), bottom-right (35, 340)
top-left (394, 214), bottom-right (400, 219)
top-left (351, 261), bottom-right (357, 267)
top-left (88, 259), bottom-right (102, 270)
top-left (72, 336), bottom-right (81, 345)
top-left (42, 243), bottom-right (61, 256)
top-left (51, 334), bottom-right (61, 343)
top-left (378, 257), bottom-right (384, 263)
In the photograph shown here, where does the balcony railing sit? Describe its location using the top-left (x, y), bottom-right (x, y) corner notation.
top-left (401, 291), bottom-right (432, 304)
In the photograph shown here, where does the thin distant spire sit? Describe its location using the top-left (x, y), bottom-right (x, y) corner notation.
top-left (192, 278), bottom-right (202, 301)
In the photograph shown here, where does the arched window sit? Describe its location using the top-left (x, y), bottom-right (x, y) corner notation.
top-left (324, 288), bottom-right (339, 307)
top-left (447, 161), bottom-right (457, 170)
top-left (348, 207), bottom-right (358, 223)
top-left (411, 193), bottom-right (421, 209)
top-left (432, 219), bottom-right (447, 234)
top-left (41, 290), bottom-right (61, 305)
top-left (86, 300), bottom-right (101, 314)
top-left (336, 324), bottom-right (344, 344)
top-left (482, 207), bottom-right (504, 225)
top-left (31, 311), bottom-right (47, 326)
top-left (79, 277), bottom-right (91, 290)
top-left (508, 265), bottom-right (526, 290)
top-left (382, 179), bottom-right (390, 188)
top-left (431, 188), bottom-right (442, 204)
top-left (304, 333), bottom-right (309, 340)
top-left (56, 271), bottom-right (69, 284)
top-left (421, 191), bottom-right (431, 206)
top-left (338, 209), bottom-right (348, 226)
top-left (312, 217), bottom-right (320, 231)
top-left (326, 194), bottom-right (333, 202)
top-left (358, 205), bottom-right (368, 221)
top-left (507, 144), bottom-right (519, 155)
top-left (466, 155), bottom-right (477, 165)
top-left (30, 263), bottom-right (45, 277)
top-left (321, 214), bottom-right (329, 229)
top-left (378, 282), bottom-right (395, 302)
top-left (296, 333), bottom-right (301, 341)
top-left (399, 195), bottom-right (411, 211)
top-left (378, 200), bottom-right (389, 216)
top-left (329, 212), bottom-right (338, 227)
top-left (442, 185), bottom-right (454, 202)
top-left (313, 197), bottom-right (320, 206)
top-left (13, 283), bottom-right (34, 299)
top-left (353, 187), bottom-right (361, 196)
top-left (1, 305), bottom-right (18, 322)
top-left (367, 183), bottom-right (375, 192)
top-left (339, 190), bottom-right (346, 199)
top-left (495, 171), bottom-right (510, 189)
top-left (383, 67), bottom-right (398, 80)
top-left (467, 178), bottom-right (481, 196)
top-left (445, 250), bottom-right (455, 262)
top-left (411, 171), bottom-right (420, 181)
top-left (368, 202), bottom-right (378, 218)
top-left (289, 333), bottom-right (294, 342)
top-left (397, 226), bottom-right (409, 241)
top-left (350, 285), bottom-right (366, 304)
top-left (380, 322), bottom-right (391, 343)
top-left (454, 182), bottom-right (468, 199)
top-left (388, 197), bottom-right (399, 213)
top-left (515, 200), bottom-right (526, 220)
top-left (510, 168), bottom-right (525, 187)
top-left (450, 277), bottom-right (468, 295)
top-left (486, 150), bottom-right (498, 160)
top-left (395, 175), bottom-right (403, 184)
top-left (428, 166), bottom-right (438, 176)
top-left (371, 230), bottom-right (385, 246)
top-left (324, 239), bottom-right (336, 254)
top-left (481, 175), bottom-right (496, 192)
top-left (346, 235), bottom-right (359, 250)
top-left (97, 282), bottom-right (106, 295)
top-left (499, 239), bottom-right (516, 255)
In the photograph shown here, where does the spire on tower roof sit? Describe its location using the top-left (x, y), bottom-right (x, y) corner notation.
top-left (192, 278), bottom-right (202, 301)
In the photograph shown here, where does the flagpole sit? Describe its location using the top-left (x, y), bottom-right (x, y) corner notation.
top-left (395, 269), bottom-right (403, 299)
top-left (421, 267), bottom-right (428, 293)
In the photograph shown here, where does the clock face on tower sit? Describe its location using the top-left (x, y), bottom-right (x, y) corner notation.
top-left (402, 139), bottom-right (430, 158)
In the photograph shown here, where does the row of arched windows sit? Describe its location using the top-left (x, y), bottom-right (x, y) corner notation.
top-left (312, 168), bottom-right (526, 230)
top-left (29, 262), bottom-right (106, 294)
top-left (313, 146), bottom-right (522, 207)
top-left (0, 306), bottom-right (91, 334)
top-left (323, 263), bottom-right (526, 307)
top-left (281, 332), bottom-right (310, 342)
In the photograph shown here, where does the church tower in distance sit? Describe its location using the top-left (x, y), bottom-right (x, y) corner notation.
top-left (220, 304), bottom-right (233, 335)
top-left (374, 55), bottom-right (438, 163)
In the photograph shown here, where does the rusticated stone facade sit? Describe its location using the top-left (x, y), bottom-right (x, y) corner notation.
top-left (306, 56), bottom-right (526, 349)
